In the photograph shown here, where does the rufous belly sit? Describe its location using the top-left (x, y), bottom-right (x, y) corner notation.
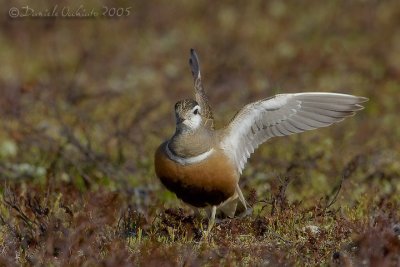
top-left (154, 142), bottom-right (238, 207)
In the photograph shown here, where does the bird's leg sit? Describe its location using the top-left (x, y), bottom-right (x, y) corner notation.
top-left (203, 205), bottom-right (216, 238)
top-left (236, 184), bottom-right (248, 210)
top-left (236, 184), bottom-right (253, 217)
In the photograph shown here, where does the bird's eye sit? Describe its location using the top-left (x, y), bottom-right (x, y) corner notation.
top-left (193, 108), bottom-right (199, 115)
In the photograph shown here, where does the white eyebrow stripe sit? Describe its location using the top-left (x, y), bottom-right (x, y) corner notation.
top-left (191, 105), bottom-right (201, 112)
top-left (166, 142), bottom-right (213, 165)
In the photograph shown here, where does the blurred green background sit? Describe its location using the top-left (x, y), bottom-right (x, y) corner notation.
top-left (1, 0), bottom-right (399, 201)
top-left (0, 0), bottom-right (399, 265)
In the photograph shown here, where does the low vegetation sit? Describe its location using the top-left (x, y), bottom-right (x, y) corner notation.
top-left (0, 1), bottom-right (399, 265)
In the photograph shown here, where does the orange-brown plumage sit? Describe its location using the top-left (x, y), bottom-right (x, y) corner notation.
top-left (155, 142), bottom-right (237, 207)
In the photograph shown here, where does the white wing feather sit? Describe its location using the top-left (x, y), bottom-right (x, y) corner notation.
top-left (220, 92), bottom-right (368, 174)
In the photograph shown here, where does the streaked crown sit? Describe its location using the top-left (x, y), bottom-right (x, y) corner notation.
top-left (174, 99), bottom-right (202, 130)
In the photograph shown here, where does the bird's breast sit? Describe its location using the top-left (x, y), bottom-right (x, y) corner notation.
top-left (154, 142), bottom-right (238, 207)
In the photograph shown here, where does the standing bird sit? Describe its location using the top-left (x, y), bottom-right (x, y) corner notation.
top-left (154, 49), bottom-right (368, 235)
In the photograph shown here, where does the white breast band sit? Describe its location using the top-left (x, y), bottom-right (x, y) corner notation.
top-left (165, 142), bottom-right (214, 165)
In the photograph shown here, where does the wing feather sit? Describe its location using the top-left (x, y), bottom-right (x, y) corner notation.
top-left (220, 93), bottom-right (368, 174)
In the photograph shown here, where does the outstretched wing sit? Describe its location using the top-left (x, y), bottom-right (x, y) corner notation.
top-left (220, 92), bottom-right (368, 174)
top-left (189, 49), bottom-right (215, 129)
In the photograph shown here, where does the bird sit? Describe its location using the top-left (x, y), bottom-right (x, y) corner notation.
top-left (154, 49), bottom-right (368, 235)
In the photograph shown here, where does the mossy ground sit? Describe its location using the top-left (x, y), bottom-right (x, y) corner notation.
top-left (0, 1), bottom-right (400, 266)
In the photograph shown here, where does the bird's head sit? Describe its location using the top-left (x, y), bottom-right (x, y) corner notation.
top-left (174, 99), bottom-right (202, 132)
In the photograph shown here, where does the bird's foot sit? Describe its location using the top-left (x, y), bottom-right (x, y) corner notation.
top-left (237, 207), bottom-right (253, 218)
